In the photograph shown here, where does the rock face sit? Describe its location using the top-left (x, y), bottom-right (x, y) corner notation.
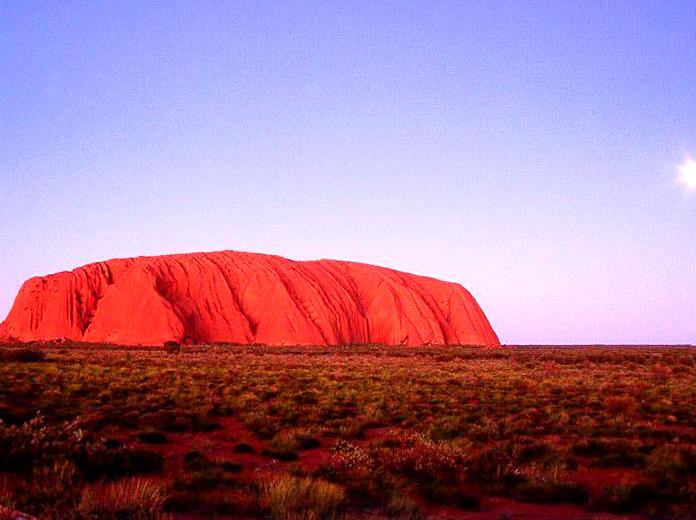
top-left (0, 251), bottom-right (499, 347)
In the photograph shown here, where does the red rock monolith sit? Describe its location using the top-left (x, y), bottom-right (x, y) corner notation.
top-left (0, 251), bottom-right (499, 346)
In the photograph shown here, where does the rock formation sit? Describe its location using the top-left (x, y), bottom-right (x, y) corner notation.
top-left (0, 251), bottom-right (499, 347)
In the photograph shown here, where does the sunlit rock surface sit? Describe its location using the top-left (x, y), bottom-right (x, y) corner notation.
top-left (0, 251), bottom-right (499, 346)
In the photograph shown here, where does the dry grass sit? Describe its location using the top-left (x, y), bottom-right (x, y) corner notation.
top-left (78, 477), bottom-right (167, 519)
top-left (261, 475), bottom-right (346, 519)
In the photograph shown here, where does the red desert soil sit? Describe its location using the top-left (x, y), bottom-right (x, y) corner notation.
top-left (0, 250), bottom-right (499, 347)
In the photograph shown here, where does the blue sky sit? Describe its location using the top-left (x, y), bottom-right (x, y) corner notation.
top-left (1, 1), bottom-right (695, 344)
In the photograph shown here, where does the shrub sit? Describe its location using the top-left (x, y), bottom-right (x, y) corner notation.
top-left (0, 476), bottom-right (14, 511)
top-left (75, 443), bottom-right (163, 481)
top-left (219, 460), bottom-right (243, 473)
top-left (241, 411), bottom-right (277, 439)
top-left (647, 445), bottom-right (687, 483)
top-left (0, 413), bottom-right (87, 472)
top-left (10, 459), bottom-right (82, 517)
top-left (420, 482), bottom-right (479, 509)
top-left (467, 442), bottom-right (524, 489)
top-left (201, 421), bottom-right (223, 432)
top-left (261, 448), bottom-right (298, 462)
top-left (178, 451), bottom-right (241, 491)
top-left (514, 479), bottom-right (589, 505)
top-left (162, 490), bottom-right (201, 513)
top-left (375, 431), bottom-right (466, 483)
top-left (263, 430), bottom-right (318, 461)
top-left (300, 436), bottom-right (321, 449)
top-left (137, 430), bottom-right (168, 444)
top-left (427, 416), bottom-right (462, 440)
top-left (268, 431), bottom-right (301, 452)
top-left (183, 450), bottom-right (209, 472)
top-left (597, 443), bottom-right (646, 469)
top-left (0, 348), bottom-right (46, 363)
top-left (572, 439), bottom-right (609, 458)
top-left (604, 395), bottom-right (639, 415)
top-left (163, 341), bottom-right (180, 355)
top-left (519, 442), bottom-right (555, 464)
top-left (384, 493), bottom-right (426, 519)
top-left (200, 488), bottom-right (262, 516)
top-left (0, 406), bottom-right (28, 426)
top-left (318, 441), bottom-right (397, 503)
top-left (592, 483), bottom-right (652, 513)
top-left (175, 466), bottom-right (230, 492)
top-left (234, 442), bottom-right (255, 454)
top-left (126, 449), bottom-right (165, 475)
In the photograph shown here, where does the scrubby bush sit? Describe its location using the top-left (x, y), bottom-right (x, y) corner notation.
top-left (374, 431), bottom-right (467, 483)
top-left (13, 459), bottom-right (82, 517)
top-left (0, 413), bottom-right (86, 472)
top-left (0, 348), bottom-right (46, 363)
top-left (176, 450), bottom-right (241, 493)
top-left (646, 445), bottom-right (687, 484)
top-left (219, 459), bottom-right (243, 473)
top-left (591, 483), bottom-right (652, 513)
top-left (163, 341), bottom-right (180, 355)
top-left (175, 467), bottom-right (231, 492)
top-left (384, 493), bottom-right (426, 519)
top-left (318, 441), bottom-right (397, 503)
top-left (604, 395), bottom-right (639, 415)
top-left (234, 442), bottom-right (255, 454)
top-left (137, 430), bottom-right (168, 444)
top-left (263, 429), bottom-right (320, 461)
top-left (183, 450), bottom-right (210, 472)
top-left (420, 482), bottom-right (479, 509)
top-left (75, 442), bottom-right (163, 481)
top-left (514, 479), bottom-right (589, 505)
top-left (467, 442), bottom-right (525, 490)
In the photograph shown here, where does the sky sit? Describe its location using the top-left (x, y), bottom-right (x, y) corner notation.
top-left (1, 1), bottom-right (695, 345)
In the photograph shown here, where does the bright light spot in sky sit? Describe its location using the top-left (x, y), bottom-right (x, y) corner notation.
top-left (678, 156), bottom-right (696, 190)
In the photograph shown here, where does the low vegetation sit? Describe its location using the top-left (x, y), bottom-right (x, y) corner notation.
top-left (0, 343), bottom-right (694, 518)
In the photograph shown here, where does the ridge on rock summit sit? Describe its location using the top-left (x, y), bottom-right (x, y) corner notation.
top-left (0, 251), bottom-right (500, 347)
